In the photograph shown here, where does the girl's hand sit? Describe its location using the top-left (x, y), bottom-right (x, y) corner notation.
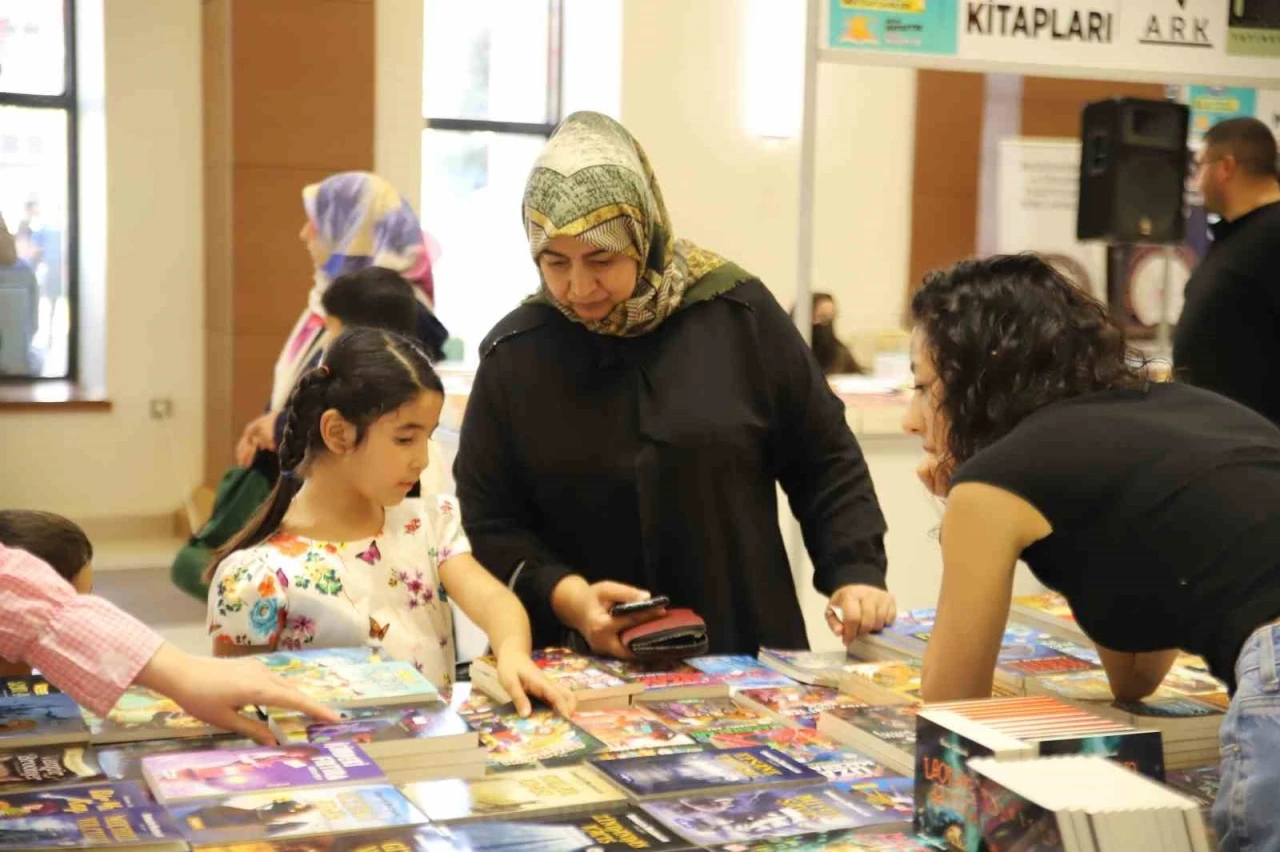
top-left (494, 646), bottom-right (576, 718)
top-left (917, 453), bottom-right (953, 498)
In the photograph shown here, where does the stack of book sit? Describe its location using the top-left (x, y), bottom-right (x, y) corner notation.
top-left (911, 697), bottom-right (1164, 847)
top-left (757, 649), bottom-right (860, 687)
top-left (470, 648), bottom-right (644, 710)
top-left (817, 705), bottom-right (921, 776)
top-left (733, 686), bottom-right (867, 730)
top-left (970, 755), bottom-right (1211, 851)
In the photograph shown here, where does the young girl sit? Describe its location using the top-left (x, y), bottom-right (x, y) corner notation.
top-left (206, 328), bottom-right (572, 717)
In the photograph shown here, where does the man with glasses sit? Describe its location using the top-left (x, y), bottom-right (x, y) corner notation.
top-left (1174, 117), bottom-right (1280, 424)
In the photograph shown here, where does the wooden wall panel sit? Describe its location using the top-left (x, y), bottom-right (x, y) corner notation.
top-left (1021, 76), bottom-right (1167, 139)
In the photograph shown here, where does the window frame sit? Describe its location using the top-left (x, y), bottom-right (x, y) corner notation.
top-left (0, 0), bottom-right (79, 383)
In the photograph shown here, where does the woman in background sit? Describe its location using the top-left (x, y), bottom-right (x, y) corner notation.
top-left (454, 112), bottom-right (893, 659)
top-left (234, 172), bottom-right (446, 466)
top-left (808, 292), bottom-right (863, 376)
top-left (903, 254), bottom-right (1280, 852)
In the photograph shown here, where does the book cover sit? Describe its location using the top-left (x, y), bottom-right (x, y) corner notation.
top-left (737, 687), bottom-right (865, 729)
top-left (168, 783), bottom-right (426, 845)
top-left (0, 783), bottom-right (183, 849)
top-left (275, 661), bottom-right (440, 708)
top-left (255, 647), bottom-right (385, 672)
top-left (604, 664), bottom-right (722, 692)
top-left (475, 649), bottom-right (638, 698)
top-left (911, 716), bottom-right (995, 850)
top-left (1116, 697), bottom-right (1221, 719)
top-left (415, 808), bottom-right (696, 852)
top-left (720, 830), bottom-right (940, 851)
top-left (465, 704), bottom-right (604, 768)
top-left (639, 783), bottom-right (888, 846)
top-left (143, 742), bottom-right (384, 803)
top-left (1035, 729), bottom-right (1165, 782)
top-left (402, 767), bottom-right (627, 823)
top-left (97, 736), bottom-right (255, 782)
top-left (0, 677), bottom-right (59, 699)
top-left (0, 745), bottom-right (102, 791)
top-left (756, 650), bottom-right (854, 687)
top-left (833, 777), bottom-right (915, 824)
top-left (591, 747), bottom-right (822, 799)
top-left (686, 657), bottom-right (795, 688)
top-left (843, 661), bottom-right (923, 699)
top-left (570, 707), bottom-right (696, 752)
top-left (973, 767), bottom-right (1062, 852)
top-left (824, 705), bottom-right (919, 750)
top-left (1010, 592), bottom-right (1075, 622)
top-left (271, 704), bottom-right (475, 752)
top-left (1164, 765), bottom-right (1219, 808)
top-left (593, 745), bottom-right (706, 763)
top-left (643, 700), bottom-right (777, 736)
top-left (697, 726), bottom-right (887, 777)
top-left (0, 695), bottom-right (87, 747)
top-left (81, 687), bottom-right (221, 743)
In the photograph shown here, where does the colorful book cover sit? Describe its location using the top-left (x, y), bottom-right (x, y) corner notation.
top-left (272, 704), bottom-right (474, 750)
top-left (465, 704), bottom-right (604, 768)
top-left (254, 647), bottom-right (385, 672)
top-left (911, 716), bottom-right (995, 849)
top-left (414, 808), bottom-right (696, 852)
top-left (0, 677), bottom-right (59, 699)
top-left (570, 707), bottom-right (696, 751)
top-left (97, 735), bottom-right (255, 781)
top-left (757, 650), bottom-right (854, 687)
top-left (593, 745), bottom-right (706, 763)
top-left (1164, 765), bottom-right (1219, 808)
top-left (996, 654), bottom-right (1097, 681)
top-left (973, 769), bottom-right (1060, 851)
top-left (639, 783), bottom-right (890, 846)
top-left (477, 648), bottom-right (635, 696)
top-left (1011, 592), bottom-right (1075, 622)
top-left (1116, 697), bottom-right (1222, 719)
top-left (1161, 667), bottom-right (1228, 697)
top-left (596, 661), bottom-right (723, 692)
top-left (0, 695), bottom-right (86, 747)
top-left (591, 747), bottom-right (822, 799)
top-left (694, 727), bottom-right (889, 782)
top-left (686, 657), bottom-right (795, 688)
top-left (168, 783), bottom-right (427, 845)
top-left (833, 777), bottom-right (915, 824)
top-left (180, 827), bottom-right (429, 852)
top-left (0, 781), bottom-right (184, 847)
top-left (0, 745), bottom-right (102, 790)
top-left (1036, 729), bottom-right (1165, 782)
top-left (844, 661), bottom-right (923, 697)
top-left (143, 742), bottom-right (384, 802)
top-left (402, 767), bottom-right (628, 823)
top-left (643, 700), bottom-right (778, 736)
top-left (828, 705), bottom-right (920, 750)
top-left (738, 687), bottom-right (866, 729)
top-left (275, 661), bottom-right (440, 707)
top-left (720, 829), bottom-right (940, 851)
top-left (82, 686), bottom-right (225, 742)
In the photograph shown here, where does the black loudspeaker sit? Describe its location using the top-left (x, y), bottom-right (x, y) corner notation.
top-left (1076, 98), bottom-right (1190, 244)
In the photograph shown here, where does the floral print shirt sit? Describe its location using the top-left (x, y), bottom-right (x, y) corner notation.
top-left (206, 495), bottom-right (469, 687)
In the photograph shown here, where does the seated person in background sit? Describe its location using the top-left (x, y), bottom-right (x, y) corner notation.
top-left (206, 329), bottom-right (574, 718)
top-left (808, 292), bottom-right (864, 376)
top-left (905, 254), bottom-right (1280, 852)
top-left (0, 510), bottom-right (95, 676)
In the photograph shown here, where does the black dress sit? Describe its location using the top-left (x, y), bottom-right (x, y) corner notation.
top-left (453, 279), bottom-right (888, 654)
top-left (951, 381), bottom-right (1280, 691)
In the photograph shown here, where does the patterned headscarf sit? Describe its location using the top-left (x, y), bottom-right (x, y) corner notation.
top-left (270, 172), bottom-right (437, 410)
top-left (523, 112), bottom-right (750, 337)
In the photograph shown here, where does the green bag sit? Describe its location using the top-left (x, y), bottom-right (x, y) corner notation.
top-left (171, 454), bottom-right (275, 601)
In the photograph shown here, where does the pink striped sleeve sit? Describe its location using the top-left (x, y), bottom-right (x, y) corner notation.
top-left (0, 545), bottom-right (163, 715)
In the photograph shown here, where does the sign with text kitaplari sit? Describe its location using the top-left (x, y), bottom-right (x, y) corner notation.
top-left (827, 0), bottom-right (1280, 83)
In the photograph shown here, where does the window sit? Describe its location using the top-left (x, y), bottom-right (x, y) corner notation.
top-left (0, 0), bottom-right (77, 380)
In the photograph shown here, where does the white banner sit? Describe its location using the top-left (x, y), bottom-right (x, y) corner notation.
top-left (996, 138), bottom-right (1107, 302)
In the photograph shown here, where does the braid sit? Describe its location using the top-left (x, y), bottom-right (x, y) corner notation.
top-left (278, 368), bottom-right (331, 473)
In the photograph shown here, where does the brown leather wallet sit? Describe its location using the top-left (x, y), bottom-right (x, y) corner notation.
top-left (619, 608), bottom-right (709, 662)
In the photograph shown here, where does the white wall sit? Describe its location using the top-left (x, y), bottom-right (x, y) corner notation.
top-left (375, 0), bottom-right (425, 213)
top-left (619, 0), bottom-right (915, 335)
top-left (0, 0), bottom-right (204, 523)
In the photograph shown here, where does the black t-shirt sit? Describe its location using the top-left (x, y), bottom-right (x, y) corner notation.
top-left (1173, 200), bottom-right (1280, 425)
top-left (952, 381), bottom-right (1280, 691)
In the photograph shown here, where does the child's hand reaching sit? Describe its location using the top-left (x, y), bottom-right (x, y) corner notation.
top-left (494, 644), bottom-right (576, 718)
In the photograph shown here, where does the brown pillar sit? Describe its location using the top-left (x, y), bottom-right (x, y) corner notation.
top-left (203, 0), bottom-right (375, 485)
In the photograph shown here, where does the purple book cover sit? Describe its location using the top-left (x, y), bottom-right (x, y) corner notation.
top-left (143, 742), bottom-right (384, 802)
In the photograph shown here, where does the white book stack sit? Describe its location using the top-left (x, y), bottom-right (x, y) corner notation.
top-left (968, 755), bottom-right (1212, 852)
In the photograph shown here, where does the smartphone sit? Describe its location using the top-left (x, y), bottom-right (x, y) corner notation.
top-left (611, 596), bottom-right (670, 617)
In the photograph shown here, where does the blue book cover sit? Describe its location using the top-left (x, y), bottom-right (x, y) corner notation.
top-left (0, 781), bottom-right (184, 848)
top-left (0, 695), bottom-right (86, 747)
top-left (591, 747), bottom-right (822, 799)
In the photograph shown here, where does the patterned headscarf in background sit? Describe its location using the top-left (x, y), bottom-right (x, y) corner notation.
top-left (523, 112), bottom-right (749, 337)
top-left (270, 172), bottom-right (438, 410)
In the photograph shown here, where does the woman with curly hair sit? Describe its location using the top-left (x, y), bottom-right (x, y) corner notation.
top-left (905, 254), bottom-right (1280, 851)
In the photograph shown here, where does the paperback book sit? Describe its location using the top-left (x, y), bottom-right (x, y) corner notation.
top-left (412, 808), bottom-right (697, 852)
top-left (0, 695), bottom-right (87, 748)
top-left (97, 736), bottom-right (255, 782)
top-left (401, 766), bottom-right (628, 823)
top-left (268, 704), bottom-right (478, 758)
top-left (756, 649), bottom-right (857, 688)
top-left (142, 742), bottom-right (384, 804)
top-left (817, 705), bottom-right (919, 776)
top-left (696, 726), bottom-right (890, 781)
top-left (0, 745), bottom-right (102, 791)
top-left (642, 699), bottom-right (779, 737)
top-left (735, 686), bottom-right (867, 730)
top-left (464, 703), bottom-right (604, 768)
top-left (0, 676), bottom-right (59, 699)
top-left (273, 660), bottom-right (441, 709)
top-left (81, 687), bottom-right (226, 744)
top-left (0, 781), bottom-right (184, 850)
top-left (470, 649), bottom-right (642, 708)
top-left (719, 830), bottom-right (941, 851)
top-left (589, 747), bottom-right (823, 799)
top-left (570, 707), bottom-right (697, 752)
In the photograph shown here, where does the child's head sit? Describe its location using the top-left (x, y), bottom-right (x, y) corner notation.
top-left (0, 510), bottom-right (93, 593)
top-left (320, 267), bottom-right (418, 339)
top-left (214, 329), bottom-right (443, 567)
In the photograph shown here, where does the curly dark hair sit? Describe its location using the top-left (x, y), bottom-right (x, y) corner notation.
top-left (910, 254), bottom-right (1145, 467)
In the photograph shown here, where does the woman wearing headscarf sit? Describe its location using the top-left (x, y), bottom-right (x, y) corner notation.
top-left (234, 172), bottom-right (446, 465)
top-left (454, 112), bottom-right (892, 658)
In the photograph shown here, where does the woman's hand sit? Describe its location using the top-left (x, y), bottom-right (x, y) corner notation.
top-left (234, 412), bottom-right (279, 467)
top-left (135, 644), bottom-right (339, 744)
top-left (494, 642), bottom-right (576, 718)
top-left (917, 453), bottom-right (953, 498)
top-left (826, 584), bottom-right (897, 644)
top-left (553, 578), bottom-right (666, 660)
